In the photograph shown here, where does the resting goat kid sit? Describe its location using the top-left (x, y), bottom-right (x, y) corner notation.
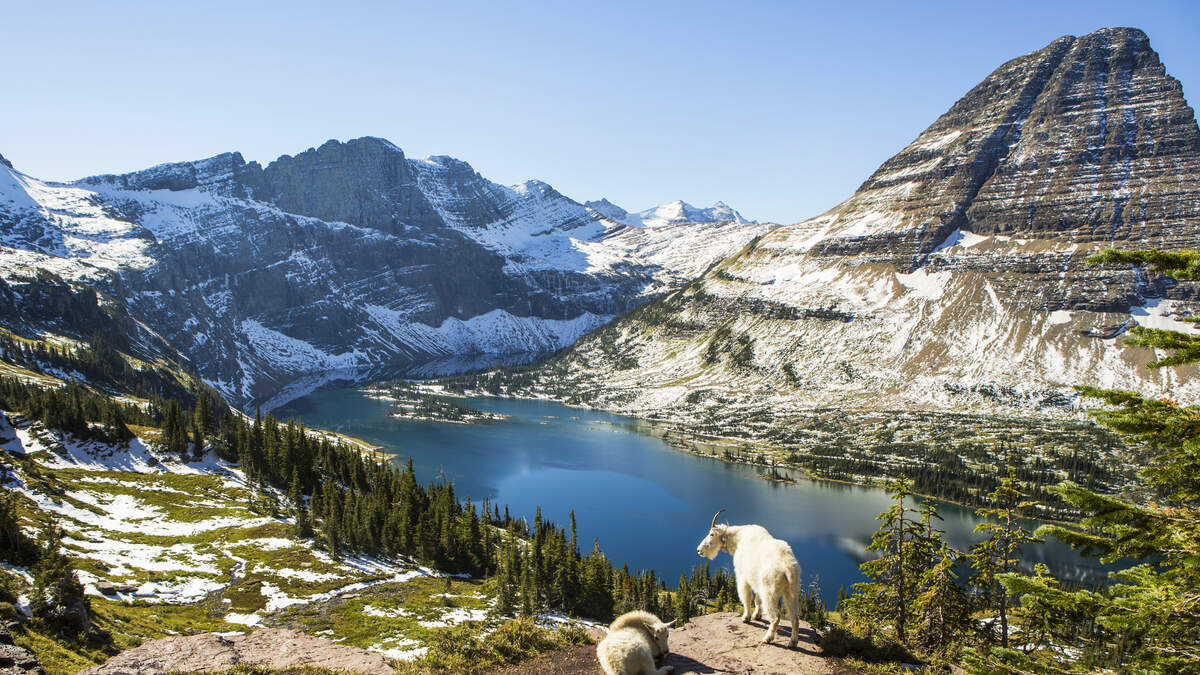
top-left (696, 509), bottom-right (801, 647)
top-left (596, 610), bottom-right (675, 675)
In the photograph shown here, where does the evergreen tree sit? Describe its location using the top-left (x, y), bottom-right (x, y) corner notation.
top-left (158, 399), bottom-right (188, 457)
top-left (0, 490), bottom-right (36, 565)
top-left (101, 399), bottom-right (133, 444)
top-left (983, 249), bottom-right (1200, 672)
top-left (848, 476), bottom-right (922, 643)
top-left (967, 469), bottom-right (1040, 648)
top-left (30, 520), bottom-right (89, 635)
top-left (911, 502), bottom-right (969, 654)
top-left (289, 467), bottom-right (313, 538)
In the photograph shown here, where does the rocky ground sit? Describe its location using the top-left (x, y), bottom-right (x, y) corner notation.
top-left (75, 629), bottom-right (393, 675)
top-left (493, 612), bottom-right (842, 675)
top-left (0, 625), bottom-right (43, 675)
top-left (66, 613), bottom-right (843, 675)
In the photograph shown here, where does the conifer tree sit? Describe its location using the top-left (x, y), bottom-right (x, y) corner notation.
top-left (911, 502), bottom-right (968, 654)
top-left (30, 520), bottom-right (89, 635)
top-left (849, 476), bottom-right (923, 643)
top-left (983, 249), bottom-right (1200, 672)
top-left (101, 399), bottom-right (133, 444)
top-left (967, 469), bottom-right (1040, 648)
top-left (0, 491), bottom-right (36, 565)
top-left (158, 398), bottom-right (188, 457)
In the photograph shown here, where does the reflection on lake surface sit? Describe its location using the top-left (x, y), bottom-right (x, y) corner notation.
top-left (276, 387), bottom-right (1113, 605)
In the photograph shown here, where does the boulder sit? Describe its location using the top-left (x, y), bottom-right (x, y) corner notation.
top-left (0, 642), bottom-right (44, 675)
top-left (77, 628), bottom-right (394, 675)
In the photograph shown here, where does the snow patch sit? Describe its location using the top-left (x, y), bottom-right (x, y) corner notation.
top-left (1130, 299), bottom-right (1197, 333)
top-left (895, 268), bottom-right (950, 300)
top-left (1047, 310), bottom-right (1072, 325)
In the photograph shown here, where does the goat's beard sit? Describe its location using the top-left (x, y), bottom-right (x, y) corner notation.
top-left (701, 546), bottom-right (719, 560)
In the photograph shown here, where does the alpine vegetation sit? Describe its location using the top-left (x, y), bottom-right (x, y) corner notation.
top-left (696, 509), bottom-right (801, 647)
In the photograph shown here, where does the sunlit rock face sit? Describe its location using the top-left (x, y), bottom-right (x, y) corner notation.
top-left (0, 137), bottom-right (766, 406)
top-left (516, 27), bottom-right (1200, 421)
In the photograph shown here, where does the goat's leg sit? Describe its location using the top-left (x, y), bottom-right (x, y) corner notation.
top-left (785, 586), bottom-right (800, 648)
top-left (737, 580), bottom-right (754, 623)
top-left (760, 594), bottom-right (780, 644)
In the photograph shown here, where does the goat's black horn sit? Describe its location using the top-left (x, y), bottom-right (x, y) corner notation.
top-left (710, 509), bottom-right (726, 529)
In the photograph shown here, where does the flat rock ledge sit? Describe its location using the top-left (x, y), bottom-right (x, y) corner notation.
top-left (493, 612), bottom-right (837, 674)
top-left (77, 628), bottom-right (394, 675)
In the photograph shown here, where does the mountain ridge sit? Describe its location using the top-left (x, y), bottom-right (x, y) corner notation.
top-left (0, 137), bottom-right (771, 407)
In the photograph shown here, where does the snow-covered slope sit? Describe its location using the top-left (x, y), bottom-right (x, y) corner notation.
top-left (0, 138), bottom-right (768, 407)
top-left (586, 198), bottom-right (754, 228)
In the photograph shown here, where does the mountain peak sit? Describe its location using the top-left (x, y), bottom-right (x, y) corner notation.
top-left (633, 200), bottom-right (754, 227)
top-left (77, 151), bottom-right (255, 196)
top-left (0, 153), bottom-right (11, 170)
top-left (805, 23), bottom-right (1198, 258)
top-left (585, 198), bottom-right (629, 221)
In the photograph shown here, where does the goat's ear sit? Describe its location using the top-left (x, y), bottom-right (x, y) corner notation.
top-left (663, 620), bottom-right (676, 628)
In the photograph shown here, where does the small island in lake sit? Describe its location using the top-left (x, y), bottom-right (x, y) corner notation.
top-left (364, 382), bottom-right (510, 424)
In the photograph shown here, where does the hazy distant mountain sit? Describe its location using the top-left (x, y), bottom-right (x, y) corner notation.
top-left (586, 198), bottom-right (754, 228)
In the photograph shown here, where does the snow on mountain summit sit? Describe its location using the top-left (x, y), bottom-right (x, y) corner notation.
top-left (584, 198), bottom-right (629, 221)
top-left (586, 198), bottom-right (753, 228)
top-left (0, 136), bottom-right (771, 407)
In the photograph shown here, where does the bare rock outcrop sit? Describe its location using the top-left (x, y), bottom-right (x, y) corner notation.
top-left (664, 612), bottom-right (831, 675)
top-left (0, 624), bottom-right (43, 675)
top-left (493, 612), bottom-right (836, 674)
top-left (77, 628), bottom-right (394, 675)
top-left (0, 644), bottom-right (44, 675)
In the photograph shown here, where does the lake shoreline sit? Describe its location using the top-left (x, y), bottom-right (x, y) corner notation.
top-left (275, 384), bottom-right (1115, 603)
top-left (402, 384), bottom-right (1084, 526)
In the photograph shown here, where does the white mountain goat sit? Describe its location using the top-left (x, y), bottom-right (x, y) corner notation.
top-left (696, 509), bottom-right (801, 647)
top-left (596, 610), bottom-right (675, 675)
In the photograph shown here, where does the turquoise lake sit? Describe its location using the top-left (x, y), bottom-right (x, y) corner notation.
top-left (275, 387), bottom-right (1110, 606)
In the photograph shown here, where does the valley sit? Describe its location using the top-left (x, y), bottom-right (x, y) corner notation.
top-left (0, 21), bottom-right (1198, 675)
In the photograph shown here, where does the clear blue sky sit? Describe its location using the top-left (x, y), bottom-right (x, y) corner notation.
top-left (2, 0), bottom-right (1197, 224)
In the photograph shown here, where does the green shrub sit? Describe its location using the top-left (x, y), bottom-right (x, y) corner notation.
top-left (402, 617), bottom-right (591, 674)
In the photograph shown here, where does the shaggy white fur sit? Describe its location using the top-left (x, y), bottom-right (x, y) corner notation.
top-left (596, 610), bottom-right (675, 675)
top-left (696, 510), bottom-right (801, 647)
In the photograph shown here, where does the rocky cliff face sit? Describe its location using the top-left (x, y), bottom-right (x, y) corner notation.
top-left (506, 28), bottom-right (1200, 422)
top-left (0, 138), bottom-right (767, 406)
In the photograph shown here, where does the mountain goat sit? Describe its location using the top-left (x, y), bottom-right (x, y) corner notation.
top-left (596, 610), bottom-right (675, 675)
top-left (696, 509), bottom-right (800, 647)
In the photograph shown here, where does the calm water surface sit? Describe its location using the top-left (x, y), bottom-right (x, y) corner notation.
top-left (277, 387), bottom-right (1109, 605)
